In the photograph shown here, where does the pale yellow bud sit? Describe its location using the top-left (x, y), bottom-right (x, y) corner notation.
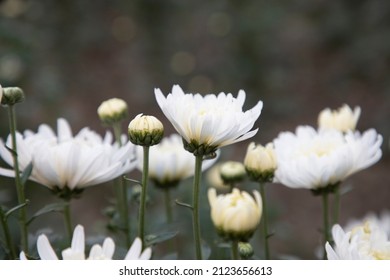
top-left (97, 98), bottom-right (128, 124)
top-left (128, 114), bottom-right (164, 146)
top-left (318, 104), bottom-right (361, 132)
top-left (244, 142), bottom-right (277, 182)
top-left (208, 188), bottom-right (262, 241)
top-left (206, 164), bottom-right (230, 192)
top-left (219, 161), bottom-right (246, 185)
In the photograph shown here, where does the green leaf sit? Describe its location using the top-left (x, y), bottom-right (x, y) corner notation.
top-left (5, 200), bottom-right (29, 219)
top-left (122, 176), bottom-right (141, 185)
top-left (145, 231), bottom-right (178, 247)
top-left (175, 199), bottom-right (193, 210)
top-left (27, 202), bottom-right (68, 225)
top-left (5, 145), bottom-right (17, 157)
top-left (21, 162), bottom-right (33, 185)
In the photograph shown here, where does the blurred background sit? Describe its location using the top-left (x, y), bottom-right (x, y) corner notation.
top-left (0, 0), bottom-right (389, 259)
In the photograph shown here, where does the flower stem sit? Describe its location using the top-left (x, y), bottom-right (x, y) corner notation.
top-left (164, 188), bottom-right (173, 223)
top-left (7, 105), bottom-right (28, 254)
top-left (112, 122), bottom-right (123, 146)
top-left (63, 202), bottom-right (72, 245)
top-left (139, 146), bottom-right (149, 249)
top-left (322, 192), bottom-right (330, 260)
top-left (231, 240), bottom-right (239, 260)
top-left (192, 155), bottom-right (203, 260)
top-left (259, 182), bottom-right (270, 260)
top-left (333, 184), bottom-right (341, 225)
top-left (112, 122), bottom-right (131, 247)
top-left (0, 207), bottom-right (17, 259)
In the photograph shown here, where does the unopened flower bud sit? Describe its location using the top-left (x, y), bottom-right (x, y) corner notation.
top-left (220, 161), bottom-right (246, 185)
top-left (128, 114), bottom-right (164, 146)
top-left (244, 142), bottom-right (277, 183)
top-left (97, 98), bottom-right (128, 125)
top-left (1, 87), bottom-right (25, 106)
top-left (318, 104), bottom-right (360, 132)
top-left (206, 164), bottom-right (230, 192)
top-left (238, 242), bottom-right (254, 259)
top-left (208, 188), bottom-right (262, 242)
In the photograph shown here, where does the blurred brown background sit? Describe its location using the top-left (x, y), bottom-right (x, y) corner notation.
top-left (0, 0), bottom-right (389, 259)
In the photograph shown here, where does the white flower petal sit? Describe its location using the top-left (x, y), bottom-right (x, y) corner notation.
top-left (37, 235), bottom-right (59, 260)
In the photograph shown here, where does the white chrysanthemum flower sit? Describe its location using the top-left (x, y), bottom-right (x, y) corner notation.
top-left (208, 188), bottom-right (262, 241)
top-left (20, 225), bottom-right (152, 260)
top-left (136, 134), bottom-right (217, 188)
top-left (273, 126), bottom-right (382, 190)
top-left (0, 84), bottom-right (3, 104)
top-left (0, 118), bottom-right (136, 195)
top-left (155, 85), bottom-right (263, 156)
top-left (318, 104), bottom-right (361, 132)
top-left (326, 213), bottom-right (390, 260)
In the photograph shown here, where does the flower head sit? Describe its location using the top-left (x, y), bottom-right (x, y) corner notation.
top-left (208, 188), bottom-right (262, 241)
top-left (244, 142), bottom-right (277, 183)
top-left (0, 118), bottom-right (136, 198)
top-left (273, 126), bottom-right (382, 191)
top-left (155, 85), bottom-right (263, 156)
top-left (97, 98), bottom-right (128, 125)
top-left (318, 104), bottom-right (361, 132)
top-left (128, 114), bottom-right (164, 146)
top-left (326, 212), bottom-right (390, 260)
top-left (136, 134), bottom-right (217, 188)
top-left (21, 225), bottom-right (151, 260)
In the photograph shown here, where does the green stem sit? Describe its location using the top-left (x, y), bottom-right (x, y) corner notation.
top-left (231, 240), bottom-right (239, 260)
top-left (0, 207), bottom-right (17, 259)
top-left (322, 192), bottom-right (330, 260)
top-left (259, 182), bottom-right (270, 260)
top-left (192, 155), bottom-right (203, 260)
top-left (112, 122), bottom-right (131, 247)
top-left (139, 146), bottom-right (149, 249)
top-left (333, 185), bottom-right (341, 225)
top-left (112, 122), bottom-right (123, 146)
top-left (164, 188), bottom-right (173, 223)
top-left (7, 105), bottom-right (28, 254)
top-left (63, 202), bottom-right (72, 245)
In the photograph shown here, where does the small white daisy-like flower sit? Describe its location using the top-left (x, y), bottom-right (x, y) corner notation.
top-left (273, 126), bottom-right (382, 190)
top-left (326, 213), bottom-right (390, 260)
top-left (155, 85), bottom-right (263, 156)
top-left (20, 225), bottom-right (152, 260)
top-left (0, 118), bottom-right (136, 197)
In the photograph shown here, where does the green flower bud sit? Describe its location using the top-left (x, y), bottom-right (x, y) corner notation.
top-left (128, 114), bottom-right (164, 146)
top-left (238, 242), bottom-right (254, 259)
top-left (1, 87), bottom-right (25, 106)
top-left (219, 161), bottom-right (246, 185)
top-left (97, 98), bottom-right (128, 125)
